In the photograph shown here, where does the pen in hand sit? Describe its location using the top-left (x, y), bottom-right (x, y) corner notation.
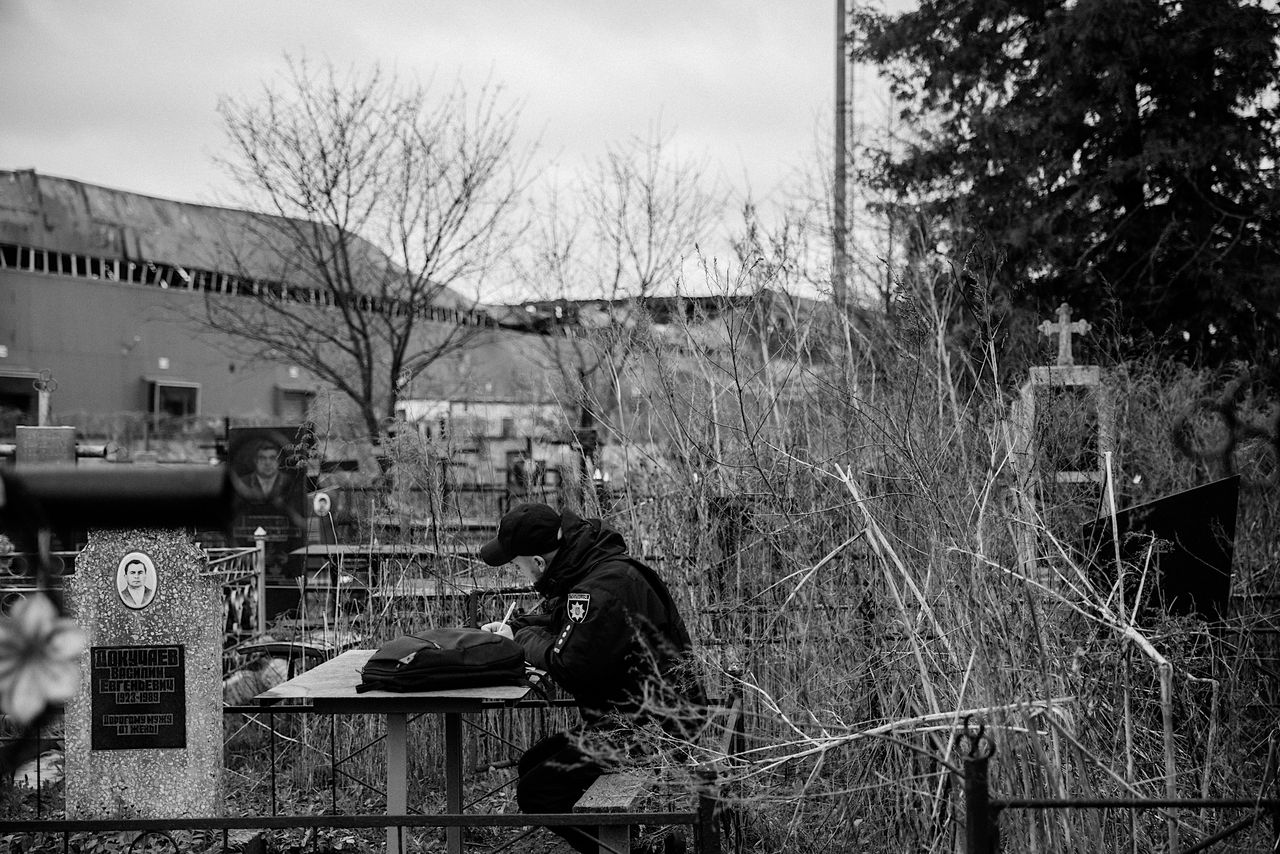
top-left (482, 602), bottom-right (518, 639)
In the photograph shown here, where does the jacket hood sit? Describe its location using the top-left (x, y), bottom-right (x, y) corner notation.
top-left (535, 509), bottom-right (628, 596)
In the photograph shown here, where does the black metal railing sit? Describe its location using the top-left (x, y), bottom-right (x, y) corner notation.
top-left (2, 705), bottom-right (726, 854)
top-left (960, 717), bottom-right (1280, 854)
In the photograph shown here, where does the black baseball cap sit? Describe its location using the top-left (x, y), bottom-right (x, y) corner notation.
top-left (479, 503), bottom-right (562, 566)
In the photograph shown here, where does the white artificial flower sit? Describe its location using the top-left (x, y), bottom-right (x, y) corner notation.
top-left (0, 594), bottom-right (85, 724)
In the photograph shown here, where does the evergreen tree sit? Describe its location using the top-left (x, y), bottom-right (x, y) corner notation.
top-left (856, 0), bottom-right (1280, 364)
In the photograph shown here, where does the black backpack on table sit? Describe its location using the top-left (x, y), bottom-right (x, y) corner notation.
top-left (356, 627), bottom-right (526, 693)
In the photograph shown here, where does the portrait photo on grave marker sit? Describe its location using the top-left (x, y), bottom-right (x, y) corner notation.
top-left (116, 552), bottom-right (157, 610)
top-left (228, 426), bottom-right (308, 576)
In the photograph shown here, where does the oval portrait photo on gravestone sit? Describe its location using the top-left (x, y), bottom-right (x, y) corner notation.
top-left (116, 552), bottom-right (157, 610)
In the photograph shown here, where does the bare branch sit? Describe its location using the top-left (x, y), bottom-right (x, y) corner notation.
top-left (198, 57), bottom-right (531, 439)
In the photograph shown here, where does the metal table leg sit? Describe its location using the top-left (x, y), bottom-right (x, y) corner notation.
top-left (387, 713), bottom-right (408, 854)
top-left (445, 711), bottom-right (464, 854)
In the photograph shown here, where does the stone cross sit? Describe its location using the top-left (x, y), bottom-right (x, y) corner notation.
top-left (1039, 303), bottom-right (1090, 366)
top-left (34, 370), bottom-right (57, 426)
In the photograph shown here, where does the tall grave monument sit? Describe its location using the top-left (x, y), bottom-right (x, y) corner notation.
top-left (1006, 304), bottom-right (1116, 579)
top-left (65, 528), bottom-right (223, 817)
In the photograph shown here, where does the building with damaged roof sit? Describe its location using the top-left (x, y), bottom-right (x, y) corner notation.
top-left (0, 168), bottom-right (498, 446)
top-left (0, 168), bottom-right (832, 508)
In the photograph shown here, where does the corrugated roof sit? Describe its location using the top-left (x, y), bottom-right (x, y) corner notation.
top-left (0, 169), bottom-right (469, 308)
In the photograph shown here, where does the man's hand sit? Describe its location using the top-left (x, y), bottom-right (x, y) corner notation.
top-left (480, 621), bottom-right (514, 641)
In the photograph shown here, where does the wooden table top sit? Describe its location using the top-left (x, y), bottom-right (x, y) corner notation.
top-left (253, 649), bottom-right (536, 712)
top-left (289, 544), bottom-right (477, 558)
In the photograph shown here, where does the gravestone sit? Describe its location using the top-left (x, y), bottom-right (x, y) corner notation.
top-left (14, 425), bottom-right (76, 465)
top-left (64, 528), bottom-right (223, 818)
top-left (1012, 303), bottom-right (1115, 484)
top-left (1006, 304), bottom-right (1115, 579)
top-left (1081, 475), bottom-right (1240, 622)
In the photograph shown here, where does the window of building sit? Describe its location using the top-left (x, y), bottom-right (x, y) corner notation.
top-left (276, 388), bottom-right (315, 422)
top-left (505, 452), bottom-right (546, 489)
top-left (146, 379), bottom-right (200, 420)
top-left (0, 373), bottom-right (38, 437)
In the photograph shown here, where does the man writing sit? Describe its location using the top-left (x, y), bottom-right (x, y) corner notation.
top-left (480, 502), bottom-right (703, 854)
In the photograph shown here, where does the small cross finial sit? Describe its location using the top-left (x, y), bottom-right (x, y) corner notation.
top-left (33, 369), bottom-right (57, 394)
top-left (1038, 303), bottom-right (1090, 366)
top-left (33, 370), bottom-right (57, 427)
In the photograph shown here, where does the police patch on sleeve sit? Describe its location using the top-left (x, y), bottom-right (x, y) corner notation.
top-left (566, 592), bottom-right (591, 624)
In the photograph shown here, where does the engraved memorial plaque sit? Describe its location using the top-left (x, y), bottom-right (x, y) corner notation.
top-left (90, 644), bottom-right (186, 750)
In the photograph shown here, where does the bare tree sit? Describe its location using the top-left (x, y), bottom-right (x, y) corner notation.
top-left (523, 129), bottom-right (723, 437)
top-left (202, 58), bottom-right (529, 440)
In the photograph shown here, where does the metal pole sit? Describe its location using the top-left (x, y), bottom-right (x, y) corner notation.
top-left (697, 778), bottom-right (720, 854)
top-left (254, 527), bottom-right (267, 637)
top-left (1161, 662), bottom-right (1179, 853)
top-left (833, 0), bottom-right (849, 310)
top-left (444, 712), bottom-right (464, 854)
top-left (883, 93), bottom-right (894, 313)
top-left (331, 715), bottom-right (338, 814)
top-left (965, 754), bottom-right (993, 854)
top-left (35, 728), bottom-right (42, 817)
top-left (387, 714), bottom-right (408, 854)
top-left (269, 711), bottom-right (277, 817)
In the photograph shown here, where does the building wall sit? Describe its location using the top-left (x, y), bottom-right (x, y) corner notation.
top-left (0, 265), bottom-right (313, 430)
top-left (3, 170), bottom-right (811, 473)
top-left (0, 168), bottom-right (510, 444)
top-left (396, 398), bottom-right (564, 438)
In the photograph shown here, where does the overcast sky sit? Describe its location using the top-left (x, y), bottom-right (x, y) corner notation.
top-left (0, 1), bottom-right (897, 298)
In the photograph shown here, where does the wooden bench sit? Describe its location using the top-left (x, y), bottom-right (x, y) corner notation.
top-left (572, 697), bottom-right (744, 854)
top-left (575, 770), bottom-right (655, 853)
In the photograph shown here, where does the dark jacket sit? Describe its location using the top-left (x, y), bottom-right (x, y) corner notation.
top-left (510, 510), bottom-right (702, 729)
